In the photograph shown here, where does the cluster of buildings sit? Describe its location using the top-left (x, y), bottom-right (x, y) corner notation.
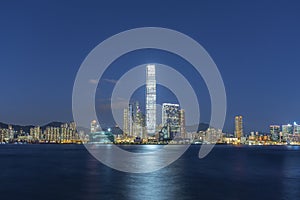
top-left (2, 115), bottom-right (300, 145)
top-left (2, 64), bottom-right (300, 146)
top-left (123, 101), bottom-right (146, 139)
top-left (221, 116), bottom-right (300, 145)
top-left (266, 123), bottom-right (300, 144)
top-left (0, 125), bottom-right (15, 144)
top-left (115, 102), bottom-right (186, 144)
top-left (112, 65), bottom-right (187, 144)
top-left (87, 65), bottom-right (188, 144)
top-left (0, 122), bottom-right (85, 144)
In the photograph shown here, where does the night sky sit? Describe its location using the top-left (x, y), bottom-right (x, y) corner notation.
top-left (0, 0), bottom-right (300, 133)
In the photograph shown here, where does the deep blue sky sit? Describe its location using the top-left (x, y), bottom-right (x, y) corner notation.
top-left (0, 0), bottom-right (300, 133)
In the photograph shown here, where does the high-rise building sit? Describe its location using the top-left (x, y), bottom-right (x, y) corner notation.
top-left (61, 124), bottom-right (66, 140)
top-left (180, 109), bottom-right (186, 139)
top-left (123, 108), bottom-right (129, 136)
top-left (293, 122), bottom-right (300, 135)
top-left (205, 128), bottom-right (223, 143)
top-left (30, 126), bottom-right (41, 141)
top-left (146, 64), bottom-right (156, 136)
top-left (123, 103), bottom-right (144, 137)
top-left (8, 125), bottom-right (14, 140)
top-left (133, 101), bottom-right (145, 138)
top-left (0, 129), bottom-right (3, 143)
top-left (128, 104), bottom-right (133, 136)
top-left (282, 124), bottom-right (293, 135)
top-left (235, 116), bottom-right (243, 139)
top-left (69, 122), bottom-right (76, 131)
top-left (270, 125), bottom-right (280, 141)
top-left (293, 122), bottom-right (300, 142)
top-left (91, 120), bottom-right (99, 133)
top-left (282, 123), bottom-right (293, 141)
top-left (162, 103), bottom-right (180, 139)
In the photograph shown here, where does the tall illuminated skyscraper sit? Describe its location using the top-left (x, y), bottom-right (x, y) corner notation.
top-left (235, 115), bottom-right (243, 139)
top-left (146, 64), bottom-right (156, 136)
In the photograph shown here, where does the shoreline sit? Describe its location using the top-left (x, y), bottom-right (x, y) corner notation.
top-left (1, 143), bottom-right (300, 147)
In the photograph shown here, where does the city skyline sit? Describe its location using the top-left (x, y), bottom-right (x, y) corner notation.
top-left (2, 113), bottom-right (300, 145)
top-left (1, 2), bottom-right (300, 200)
top-left (1, 1), bottom-right (300, 133)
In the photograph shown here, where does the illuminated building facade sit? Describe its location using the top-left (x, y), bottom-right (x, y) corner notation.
top-left (128, 104), bottom-right (133, 136)
top-left (91, 120), bottom-right (99, 133)
top-left (146, 64), bottom-right (156, 136)
top-left (123, 104), bottom-right (134, 136)
top-left (123, 102), bottom-right (146, 138)
top-left (205, 127), bottom-right (223, 143)
top-left (293, 122), bottom-right (300, 135)
top-left (180, 109), bottom-right (186, 139)
top-left (123, 108), bottom-right (129, 136)
top-left (161, 103), bottom-right (180, 140)
top-left (235, 116), bottom-right (243, 140)
top-left (270, 125), bottom-right (280, 141)
top-left (282, 124), bottom-right (293, 141)
top-left (282, 124), bottom-right (293, 135)
top-left (133, 101), bottom-right (145, 138)
top-left (30, 126), bottom-right (41, 141)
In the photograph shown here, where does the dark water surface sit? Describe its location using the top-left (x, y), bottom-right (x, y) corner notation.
top-left (0, 145), bottom-right (299, 200)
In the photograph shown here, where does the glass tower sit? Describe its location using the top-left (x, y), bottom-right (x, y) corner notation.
top-left (146, 64), bottom-right (156, 136)
top-left (162, 103), bottom-right (180, 139)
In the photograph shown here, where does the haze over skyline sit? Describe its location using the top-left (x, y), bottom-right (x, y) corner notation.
top-left (1, 0), bottom-right (300, 133)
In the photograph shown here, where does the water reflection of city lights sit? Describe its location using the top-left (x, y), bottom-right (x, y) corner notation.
top-left (287, 145), bottom-right (300, 150)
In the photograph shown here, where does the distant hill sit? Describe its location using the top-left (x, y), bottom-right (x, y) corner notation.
top-left (0, 121), bottom-right (65, 133)
top-left (41, 122), bottom-right (64, 129)
top-left (186, 123), bottom-right (209, 132)
top-left (0, 122), bottom-right (34, 133)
